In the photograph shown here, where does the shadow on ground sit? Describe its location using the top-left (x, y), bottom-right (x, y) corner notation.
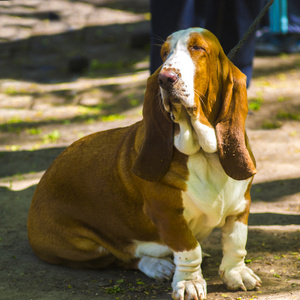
top-left (0, 21), bottom-right (150, 83)
top-left (251, 178), bottom-right (300, 202)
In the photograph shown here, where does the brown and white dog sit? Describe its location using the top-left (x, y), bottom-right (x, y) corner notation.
top-left (28, 28), bottom-right (261, 300)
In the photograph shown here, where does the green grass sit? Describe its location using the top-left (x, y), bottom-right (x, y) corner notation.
top-left (104, 279), bottom-right (125, 295)
top-left (277, 96), bottom-right (287, 102)
top-left (3, 86), bottom-right (18, 95)
top-left (276, 110), bottom-right (300, 121)
top-left (26, 128), bottom-right (42, 135)
top-left (0, 117), bottom-right (23, 133)
top-left (248, 92), bottom-right (264, 111)
top-left (2, 86), bottom-right (30, 95)
top-left (6, 116), bottom-right (23, 124)
top-left (101, 114), bottom-right (125, 122)
top-left (129, 99), bottom-right (140, 106)
top-left (0, 125), bottom-right (22, 134)
top-left (261, 120), bottom-right (282, 129)
top-left (249, 98), bottom-right (263, 111)
top-left (90, 59), bottom-right (127, 71)
top-left (43, 129), bottom-right (61, 143)
top-left (78, 105), bottom-right (102, 115)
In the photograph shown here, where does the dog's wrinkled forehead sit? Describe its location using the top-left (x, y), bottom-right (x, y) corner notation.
top-left (167, 28), bottom-right (206, 47)
top-left (162, 28), bottom-right (221, 58)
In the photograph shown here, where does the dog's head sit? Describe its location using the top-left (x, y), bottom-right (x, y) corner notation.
top-left (133, 28), bottom-right (256, 182)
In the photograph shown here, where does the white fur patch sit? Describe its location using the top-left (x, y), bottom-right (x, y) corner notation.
top-left (134, 241), bottom-right (174, 281)
top-left (220, 220), bottom-right (248, 269)
top-left (162, 31), bottom-right (195, 107)
top-left (183, 152), bottom-right (249, 241)
top-left (173, 244), bottom-right (202, 275)
top-left (134, 241), bottom-right (172, 258)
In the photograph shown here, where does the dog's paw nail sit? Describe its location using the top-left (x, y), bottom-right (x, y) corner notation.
top-left (240, 284), bottom-right (247, 291)
top-left (219, 270), bottom-right (224, 279)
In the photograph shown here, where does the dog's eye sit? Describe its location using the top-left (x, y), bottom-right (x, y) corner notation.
top-left (191, 45), bottom-right (205, 51)
top-left (162, 51), bottom-right (169, 59)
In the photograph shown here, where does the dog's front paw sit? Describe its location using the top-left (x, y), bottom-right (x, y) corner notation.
top-left (220, 265), bottom-right (261, 291)
top-left (172, 244), bottom-right (206, 299)
top-left (172, 276), bottom-right (207, 300)
top-left (172, 278), bottom-right (207, 300)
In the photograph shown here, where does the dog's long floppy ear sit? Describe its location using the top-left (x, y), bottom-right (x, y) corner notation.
top-left (132, 68), bottom-right (174, 181)
top-left (215, 59), bottom-right (256, 180)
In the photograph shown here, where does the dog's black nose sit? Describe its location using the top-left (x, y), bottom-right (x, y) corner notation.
top-left (158, 69), bottom-right (179, 89)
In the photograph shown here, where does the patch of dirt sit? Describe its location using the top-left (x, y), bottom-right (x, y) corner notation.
top-left (0, 1), bottom-right (299, 299)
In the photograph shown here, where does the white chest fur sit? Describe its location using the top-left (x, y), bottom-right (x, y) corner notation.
top-left (183, 151), bottom-right (250, 241)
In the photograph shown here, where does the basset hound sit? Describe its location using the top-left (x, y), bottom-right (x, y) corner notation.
top-left (27, 28), bottom-right (261, 300)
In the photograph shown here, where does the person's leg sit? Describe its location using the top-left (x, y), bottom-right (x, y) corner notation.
top-left (288, 0), bottom-right (300, 33)
top-left (204, 0), bottom-right (265, 86)
top-left (285, 0), bottom-right (300, 52)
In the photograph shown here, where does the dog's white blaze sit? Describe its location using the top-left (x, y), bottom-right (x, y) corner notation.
top-left (183, 152), bottom-right (249, 241)
top-left (163, 32), bottom-right (195, 107)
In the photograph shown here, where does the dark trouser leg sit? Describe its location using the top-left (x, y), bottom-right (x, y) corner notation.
top-left (204, 0), bottom-right (265, 86)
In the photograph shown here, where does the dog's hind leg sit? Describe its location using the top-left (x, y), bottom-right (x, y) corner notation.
top-left (131, 241), bottom-right (175, 281)
top-left (138, 256), bottom-right (175, 281)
